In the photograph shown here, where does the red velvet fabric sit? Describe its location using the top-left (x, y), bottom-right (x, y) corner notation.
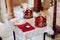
top-left (35, 16), bottom-right (47, 27)
top-left (17, 22), bottom-right (35, 32)
top-left (24, 9), bottom-right (33, 19)
top-left (25, 10), bottom-right (33, 15)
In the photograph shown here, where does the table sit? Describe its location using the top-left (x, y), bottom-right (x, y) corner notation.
top-left (11, 18), bottom-right (54, 40)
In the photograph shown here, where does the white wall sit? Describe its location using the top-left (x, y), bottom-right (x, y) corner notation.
top-left (0, 0), bottom-right (2, 22)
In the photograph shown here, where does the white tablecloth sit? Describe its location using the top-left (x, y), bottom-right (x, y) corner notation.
top-left (0, 22), bottom-right (14, 40)
top-left (6, 17), bottom-right (54, 40)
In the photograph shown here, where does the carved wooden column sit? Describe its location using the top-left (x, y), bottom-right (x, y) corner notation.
top-left (6, 0), bottom-right (14, 19)
top-left (34, 0), bottom-right (42, 12)
top-left (53, 0), bottom-right (57, 31)
top-left (52, 0), bottom-right (57, 39)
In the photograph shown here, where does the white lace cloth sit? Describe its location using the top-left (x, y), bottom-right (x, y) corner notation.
top-left (6, 17), bottom-right (54, 40)
top-left (0, 22), bottom-right (14, 40)
top-left (5, 17), bottom-right (53, 40)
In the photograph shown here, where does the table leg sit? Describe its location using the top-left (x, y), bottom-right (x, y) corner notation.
top-left (13, 31), bottom-right (16, 40)
top-left (43, 33), bottom-right (46, 40)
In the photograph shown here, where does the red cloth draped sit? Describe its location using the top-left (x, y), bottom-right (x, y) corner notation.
top-left (17, 22), bottom-right (35, 32)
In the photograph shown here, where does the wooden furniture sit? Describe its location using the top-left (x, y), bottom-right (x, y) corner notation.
top-left (6, 0), bottom-right (14, 19)
top-left (0, 37), bottom-right (2, 40)
top-left (52, 0), bottom-right (60, 39)
top-left (34, 0), bottom-right (42, 12)
top-left (52, 0), bottom-right (57, 39)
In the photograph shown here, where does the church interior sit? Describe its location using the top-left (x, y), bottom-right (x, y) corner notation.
top-left (0, 0), bottom-right (60, 40)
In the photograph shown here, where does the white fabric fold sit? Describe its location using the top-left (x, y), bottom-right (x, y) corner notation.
top-left (0, 22), bottom-right (14, 40)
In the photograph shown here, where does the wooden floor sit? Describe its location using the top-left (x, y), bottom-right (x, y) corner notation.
top-left (54, 34), bottom-right (60, 40)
